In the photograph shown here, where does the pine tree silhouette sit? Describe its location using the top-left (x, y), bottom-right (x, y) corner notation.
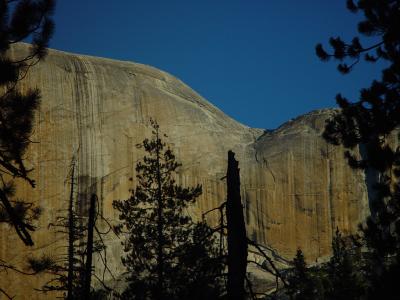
top-left (317, 1), bottom-right (400, 298)
top-left (286, 249), bottom-right (320, 300)
top-left (113, 120), bottom-right (224, 300)
top-left (324, 229), bottom-right (365, 300)
top-left (0, 0), bottom-right (55, 246)
top-left (0, 1), bottom-right (55, 298)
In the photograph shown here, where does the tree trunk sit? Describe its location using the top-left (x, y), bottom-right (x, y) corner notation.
top-left (155, 127), bottom-right (164, 300)
top-left (67, 161), bottom-right (75, 300)
top-left (226, 150), bottom-right (248, 300)
top-left (83, 193), bottom-right (97, 299)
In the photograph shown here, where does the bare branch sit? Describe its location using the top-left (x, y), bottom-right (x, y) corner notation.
top-left (0, 286), bottom-right (14, 299)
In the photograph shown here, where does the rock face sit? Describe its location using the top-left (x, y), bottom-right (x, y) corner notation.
top-left (0, 43), bottom-right (369, 298)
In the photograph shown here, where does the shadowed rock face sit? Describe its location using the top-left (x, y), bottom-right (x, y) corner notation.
top-left (0, 44), bottom-right (369, 297)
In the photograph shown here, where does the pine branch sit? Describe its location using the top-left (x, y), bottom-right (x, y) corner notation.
top-left (0, 188), bottom-right (34, 246)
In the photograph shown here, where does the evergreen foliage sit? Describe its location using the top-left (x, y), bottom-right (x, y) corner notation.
top-left (0, 1), bottom-right (55, 298)
top-left (286, 249), bottom-right (321, 300)
top-left (113, 120), bottom-right (224, 300)
top-left (0, 0), bottom-right (55, 246)
top-left (324, 229), bottom-right (365, 300)
top-left (286, 230), bottom-right (366, 300)
top-left (316, 1), bottom-right (400, 298)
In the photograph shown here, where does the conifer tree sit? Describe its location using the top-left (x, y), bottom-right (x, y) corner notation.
top-left (286, 249), bottom-right (320, 300)
top-left (0, 1), bottom-right (55, 298)
top-left (317, 1), bottom-right (400, 297)
top-left (324, 229), bottom-right (365, 300)
top-left (0, 0), bottom-right (55, 246)
top-left (113, 120), bottom-right (224, 300)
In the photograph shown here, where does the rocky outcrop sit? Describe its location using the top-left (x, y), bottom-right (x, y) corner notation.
top-left (0, 44), bottom-right (369, 298)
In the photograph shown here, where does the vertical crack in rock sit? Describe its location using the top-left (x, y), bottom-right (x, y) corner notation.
top-left (262, 158), bottom-right (276, 185)
top-left (71, 55), bottom-right (100, 215)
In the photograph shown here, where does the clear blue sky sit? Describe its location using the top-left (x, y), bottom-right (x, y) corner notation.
top-left (50, 0), bottom-right (384, 129)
